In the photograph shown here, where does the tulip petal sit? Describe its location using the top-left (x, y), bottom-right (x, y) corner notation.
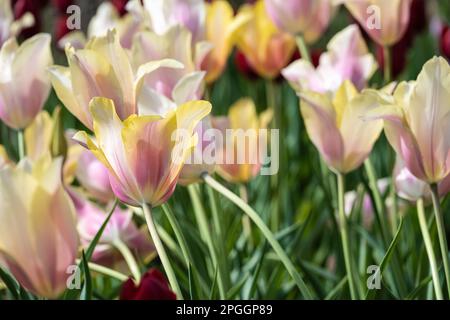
top-left (299, 91), bottom-right (344, 172)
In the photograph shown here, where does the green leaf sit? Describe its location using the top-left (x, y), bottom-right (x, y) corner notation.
top-left (325, 277), bottom-right (348, 300)
top-left (365, 218), bottom-right (404, 300)
top-left (80, 251), bottom-right (93, 300)
top-left (0, 265), bottom-right (20, 299)
top-left (227, 273), bottom-right (250, 299)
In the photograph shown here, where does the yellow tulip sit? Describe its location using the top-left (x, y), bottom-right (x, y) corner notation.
top-left (0, 34), bottom-right (53, 129)
top-left (212, 98), bottom-right (272, 183)
top-left (74, 98), bottom-right (211, 207)
top-left (203, 0), bottom-right (250, 83)
top-left (334, 0), bottom-right (412, 47)
top-left (0, 157), bottom-right (79, 298)
top-left (234, 0), bottom-right (296, 79)
top-left (299, 81), bottom-right (383, 173)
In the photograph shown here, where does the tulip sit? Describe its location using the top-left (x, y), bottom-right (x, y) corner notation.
top-left (202, 0), bottom-right (250, 83)
top-left (283, 24), bottom-right (377, 94)
top-left (131, 25), bottom-right (210, 113)
top-left (142, 0), bottom-right (206, 43)
top-left (120, 269), bottom-right (176, 300)
top-left (75, 150), bottom-right (115, 203)
top-left (234, 0), bottom-right (296, 79)
top-left (368, 57), bottom-right (450, 184)
top-left (49, 30), bottom-right (177, 131)
top-left (70, 189), bottom-right (153, 266)
top-left (212, 98), bottom-right (272, 184)
top-left (73, 97), bottom-right (211, 207)
top-left (265, 0), bottom-right (333, 43)
top-left (0, 0), bottom-right (34, 47)
top-left (0, 157), bottom-right (79, 298)
top-left (299, 81), bottom-right (383, 174)
top-left (0, 33), bottom-right (52, 130)
top-left (59, 1), bottom-right (145, 50)
top-left (368, 57), bottom-right (450, 292)
top-left (393, 157), bottom-right (429, 202)
top-left (24, 111), bottom-right (54, 161)
top-left (334, 0), bottom-right (412, 47)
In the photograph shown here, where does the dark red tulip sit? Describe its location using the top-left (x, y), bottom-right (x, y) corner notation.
top-left (54, 14), bottom-right (71, 41)
top-left (51, 0), bottom-right (73, 13)
top-left (14, 0), bottom-right (42, 37)
top-left (111, 0), bottom-right (129, 16)
top-left (120, 269), bottom-right (177, 300)
top-left (234, 50), bottom-right (259, 80)
top-left (441, 26), bottom-right (450, 59)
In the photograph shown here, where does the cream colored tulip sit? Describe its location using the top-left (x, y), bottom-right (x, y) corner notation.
top-left (49, 30), bottom-right (178, 131)
top-left (367, 57), bottom-right (450, 183)
top-left (299, 81), bottom-right (383, 173)
top-left (0, 157), bottom-right (79, 298)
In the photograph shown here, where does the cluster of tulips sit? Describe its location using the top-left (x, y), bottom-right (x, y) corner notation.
top-left (0, 0), bottom-right (450, 301)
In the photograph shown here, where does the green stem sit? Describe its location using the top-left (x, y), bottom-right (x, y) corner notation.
top-left (383, 46), bottom-right (392, 84)
top-left (206, 185), bottom-right (230, 290)
top-left (266, 80), bottom-right (280, 231)
top-left (430, 184), bottom-right (450, 297)
top-left (113, 240), bottom-right (141, 283)
top-left (203, 174), bottom-right (313, 299)
top-left (187, 184), bottom-right (226, 299)
top-left (142, 202), bottom-right (183, 299)
top-left (17, 129), bottom-right (25, 160)
top-left (337, 173), bottom-right (357, 299)
top-left (296, 34), bottom-right (311, 63)
top-left (416, 198), bottom-right (443, 300)
top-left (75, 260), bottom-right (128, 282)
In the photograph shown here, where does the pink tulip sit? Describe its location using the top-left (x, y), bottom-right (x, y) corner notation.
top-left (265, 0), bottom-right (333, 43)
top-left (335, 0), bottom-right (413, 47)
top-left (69, 189), bottom-right (153, 265)
top-left (283, 24), bottom-right (377, 94)
top-left (393, 157), bottom-right (450, 202)
top-left (0, 33), bottom-right (53, 129)
top-left (75, 150), bottom-right (115, 203)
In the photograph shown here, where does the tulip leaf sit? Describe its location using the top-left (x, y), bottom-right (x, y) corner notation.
top-left (80, 250), bottom-right (93, 301)
top-left (365, 218), bottom-right (404, 300)
top-left (0, 265), bottom-right (20, 300)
